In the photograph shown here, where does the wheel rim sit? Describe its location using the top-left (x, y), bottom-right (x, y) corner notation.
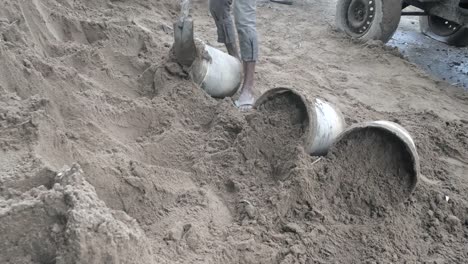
top-left (428, 16), bottom-right (462, 36)
top-left (346, 0), bottom-right (376, 34)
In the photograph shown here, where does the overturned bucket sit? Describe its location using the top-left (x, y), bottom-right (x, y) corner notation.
top-left (255, 87), bottom-right (346, 156)
top-left (330, 121), bottom-right (420, 208)
top-left (190, 40), bottom-right (242, 98)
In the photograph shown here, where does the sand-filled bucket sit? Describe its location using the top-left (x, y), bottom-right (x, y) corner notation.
top-left (255, 88), bottom-right (346, 156)
top-left (327, 121), bottom-right (420, 213)
top-left (190, 41), bottom-right (242, 98)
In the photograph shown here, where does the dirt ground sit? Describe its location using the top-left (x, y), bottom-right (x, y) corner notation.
top-left (0, 0), bottom-right (467, 263)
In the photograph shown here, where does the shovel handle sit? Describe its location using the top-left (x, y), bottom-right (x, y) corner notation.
top-left (179, 0), bottom-right (191, 22)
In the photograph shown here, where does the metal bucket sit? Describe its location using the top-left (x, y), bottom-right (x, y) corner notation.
top-left (333, 121), bottom-right (420, 194)
top-left (255, 87), bottom-right (347, 156)
top-left (190, 42), bottom-right (242, 98)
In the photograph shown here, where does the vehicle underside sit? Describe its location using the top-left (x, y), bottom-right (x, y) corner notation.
top-left (336, 0), bottom-right (468, 46)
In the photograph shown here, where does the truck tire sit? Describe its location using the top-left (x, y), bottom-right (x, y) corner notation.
top-left (419, 15), bottom-right (468, 47)
top-left (336, 0), bottom-right (402, 43)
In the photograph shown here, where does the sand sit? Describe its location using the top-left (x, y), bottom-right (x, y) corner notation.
top-left (1, 164), bottom-right (154, 264)
top-left (312, 126), bottom-right (417, 217)
top-left (0, 0), bottom-right (467, 263)
top-left (244, 92), bottom-right (306, 180)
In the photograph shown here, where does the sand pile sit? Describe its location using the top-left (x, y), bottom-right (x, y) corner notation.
top-left (0, 164), bottom-right (153, 264)
top-left (241, 92), bottom-right (307, 180)
top-left (0, 0), bottom-right (467, 263)
top-left (317, 126), bottom-right (417, 216)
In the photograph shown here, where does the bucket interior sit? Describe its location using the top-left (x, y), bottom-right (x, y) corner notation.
top-left (248, 90), bottom-right (310, 180)
top-left (326, 126), bottom-right (418, 215)
top-left (255, 90), bottom-right (310, 139)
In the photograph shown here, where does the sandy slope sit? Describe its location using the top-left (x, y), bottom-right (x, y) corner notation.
top-left (0, 0), bottom-right (467, 263)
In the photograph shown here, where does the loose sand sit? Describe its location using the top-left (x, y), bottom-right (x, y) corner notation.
top-left (314, 126), bottom-right (417, 217)
top-left (0, 0), bottom-right (467, 263)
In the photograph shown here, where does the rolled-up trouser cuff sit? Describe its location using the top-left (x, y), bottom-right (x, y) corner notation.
top-left (237, 27), bottom-right (258, 61)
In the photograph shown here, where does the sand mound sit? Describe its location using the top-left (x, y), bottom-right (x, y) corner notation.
top-left (0, 164), bottom-right (153, 264)
top-left (242, 92), bottom-right (307, 180)
top-left (0, 0), bottom-right (467, 263)
top-left (322, 126), bottom-right (417, 216)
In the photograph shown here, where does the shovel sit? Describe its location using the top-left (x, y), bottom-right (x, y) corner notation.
top-left (173, 0), bottom-right (196, 66)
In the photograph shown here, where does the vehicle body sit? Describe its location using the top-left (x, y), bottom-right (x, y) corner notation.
top-left (336, 0), bottom-right (468, 46)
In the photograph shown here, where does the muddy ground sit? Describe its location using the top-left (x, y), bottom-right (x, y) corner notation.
top-left (390, 13), bottom-right (468, 90)
top-left (0, 0), bottom-right (467, 263)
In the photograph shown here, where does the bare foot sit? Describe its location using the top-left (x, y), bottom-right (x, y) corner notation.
top-left (235, 61), bottom-right (256, 111)
top-left (235, 89), bottom-right (255, 111)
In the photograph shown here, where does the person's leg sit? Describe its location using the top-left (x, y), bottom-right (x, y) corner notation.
top-left (209, 0), bottom-right (240, 59)
top-left (234, 0), bottom-right (258, 110)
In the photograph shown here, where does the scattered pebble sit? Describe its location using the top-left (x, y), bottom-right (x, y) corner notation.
top-left (427, 210), bottom-right (434, 218)
top-left (165, 225), bottom-right (184, 241)
top-left (245, 204), bottom-right (256, 219)
top-left (283, 223), bottom-right (303, 234)
top-left (446, 215), bottom-right (461, 226)
top-left (240, 200), bottom-right (256, 219)
top-left (52, 223), bottom-right (62, 233)
top-left (290, 244), bottom-right (306, 255)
